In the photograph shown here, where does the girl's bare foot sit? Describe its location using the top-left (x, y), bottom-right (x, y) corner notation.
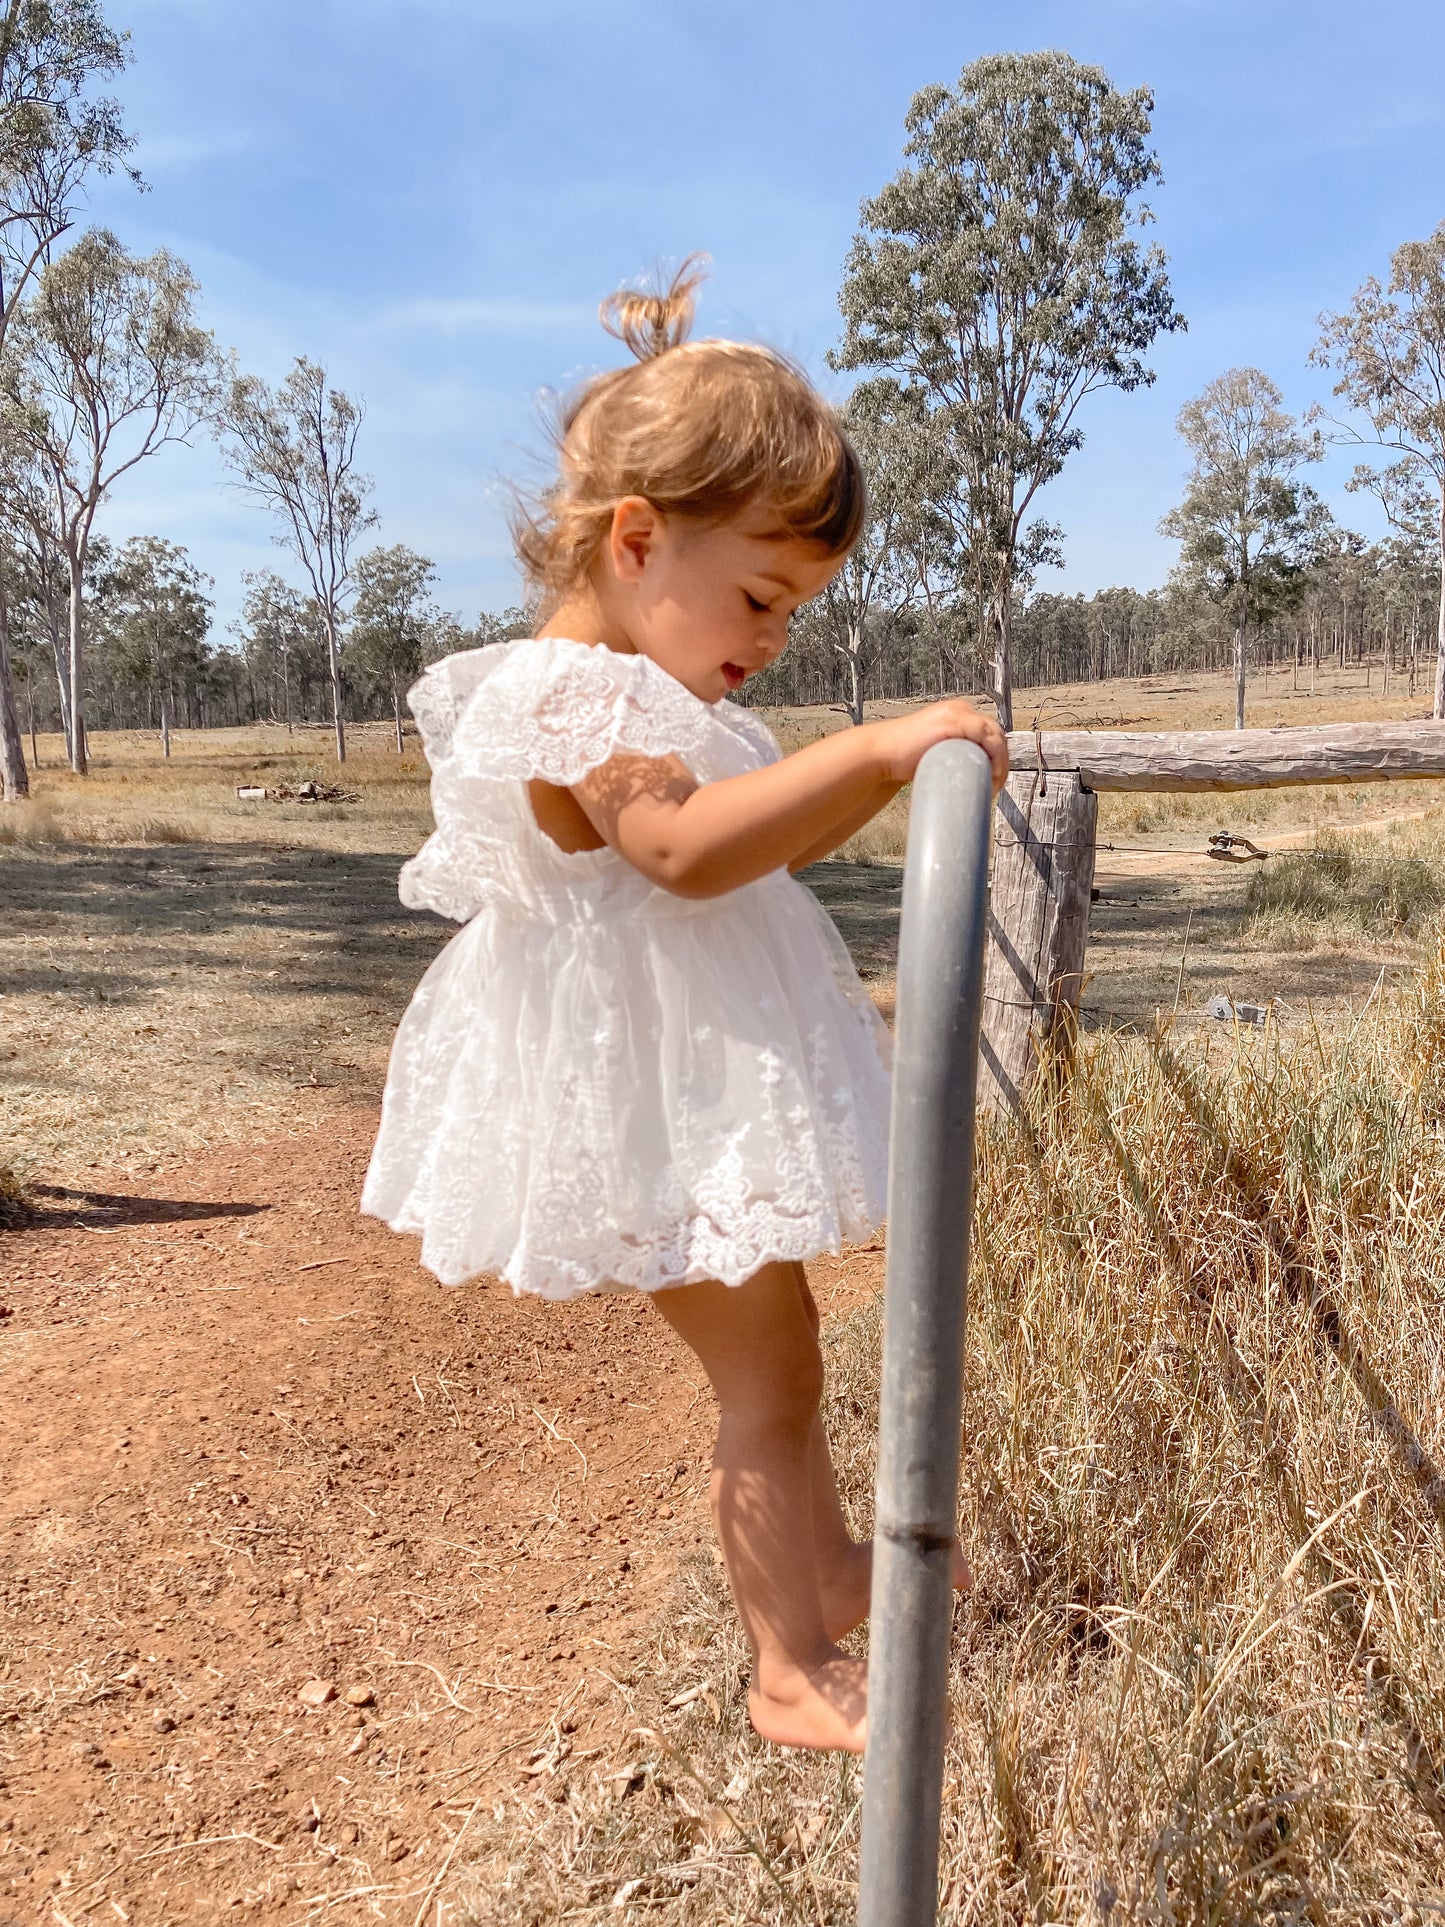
top-left (820, 1538), bottom-right (973, 1642)
top-left (748, 1646), bottom-right (867, 1753)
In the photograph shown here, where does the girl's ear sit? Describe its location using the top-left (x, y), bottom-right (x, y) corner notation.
top-left (608, 496), bottom-right (661, 584)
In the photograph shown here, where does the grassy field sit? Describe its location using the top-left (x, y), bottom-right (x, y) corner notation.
top-left (0, 723), bottom-right (443, 1184)
top-left (6, 669), bottom-right (1444, 1189)
top-left (458, 970), bottom-right (1445, 1922)
top-left (4, 669), bottom-right (1445, 1919)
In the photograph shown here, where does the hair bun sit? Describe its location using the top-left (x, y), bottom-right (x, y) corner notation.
top-left (599, 253), bottom-right (708, 361)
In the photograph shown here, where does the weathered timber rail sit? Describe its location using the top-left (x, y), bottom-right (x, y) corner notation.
top-left (982, 720), bottom-right (1445, 1115)
top-left (1006, 721), bottom-right (1445, 793)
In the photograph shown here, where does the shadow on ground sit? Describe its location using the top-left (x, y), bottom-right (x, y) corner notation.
top-left (8, 1184), bottom-right (271, 1232)
top-left (3, 841), bottom-right (450, 1012)
top-left (800, 860), bottom-right (903, 978)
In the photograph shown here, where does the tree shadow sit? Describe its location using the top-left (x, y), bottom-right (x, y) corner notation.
top-left (9, 1184), bottom-right (270, 1232)
top-left (799, 860), bottom-right (903, 978)
top-left (4, 840), bottom-right (451, 1011)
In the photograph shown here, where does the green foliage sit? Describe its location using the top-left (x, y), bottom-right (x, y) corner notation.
top-left (0, 1), bottom-right (137, 792)
top-left (347, 542), bottom-right (437, 709)
top-left (831, 49), bottom-right (1185, 727)
top-left (221, 357), bottom-right (377, 758)
top-left (0, 0), bottom-right (136, 327)
top-left (1314, 222), bottom-right (1445, 714)
top-left (4, 228), bottom-right (215, 450)
top-left (221, 359), bottom-right (376, 621)
top-left (471, 603), bottom-right (536, 649)
top-left (92, 534), bottom-right (211, 711)
top-left (231, 568), bottom-right (328, 723)
top-left (1161, 369), bottom-right (1320, 616)
top-left (1314, 221), bottom-right (1445, 493)
top-left (1160, 368), bottom-right (1321, 726)
top-left (816, 380), bottom-right (951, 721)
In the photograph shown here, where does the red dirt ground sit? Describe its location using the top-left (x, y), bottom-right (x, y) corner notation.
top-left (0, 1108), bottom-right (879, 1925)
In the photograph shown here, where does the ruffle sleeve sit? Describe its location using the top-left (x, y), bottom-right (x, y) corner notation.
top-left (406, 647), bottom-right (498, 769)
top-left (424, 637), bottom-right (712, 787)
top-left (397, 638), bottom-right (718, 926)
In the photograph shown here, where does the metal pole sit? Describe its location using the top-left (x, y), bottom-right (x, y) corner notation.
top-left (858, 739), bottom-right (993, 1927)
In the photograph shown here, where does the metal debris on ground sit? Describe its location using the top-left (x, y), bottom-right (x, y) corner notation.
top-left (234, 780), bottom-right (360, 804)
top-left (1207, 832), bottom-right (1269, 863)
top-left (1207, 994), bottom-right (1270, 1027)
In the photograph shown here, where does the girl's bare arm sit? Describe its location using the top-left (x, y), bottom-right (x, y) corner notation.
top-left (786, 779), bottom-right (905, 873)
top-left (567, 701), bottom-right (1006, 899)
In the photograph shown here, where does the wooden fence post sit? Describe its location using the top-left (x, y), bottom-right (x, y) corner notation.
top-left (981, 767), bottom-right (1097, 1117)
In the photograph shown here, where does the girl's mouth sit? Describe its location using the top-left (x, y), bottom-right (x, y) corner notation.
top-left (721, 663), bottom-right (747, 690)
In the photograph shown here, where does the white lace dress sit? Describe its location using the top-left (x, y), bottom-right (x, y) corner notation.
top-left (361, 635), bottom-right (891, 1299)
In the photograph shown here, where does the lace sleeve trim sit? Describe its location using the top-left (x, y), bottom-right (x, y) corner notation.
top-left (406, 647), bottom-right (499, 768)
top-left (446, 637), bottom-right (713, 786)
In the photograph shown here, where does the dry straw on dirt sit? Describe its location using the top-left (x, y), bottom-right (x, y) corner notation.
top-left (0, 726), bottom-right (446, 1186)
top-left (6, 684), bottom-right (1445, 1920)
top-left (447, 952), bottom-right (1445, 1925)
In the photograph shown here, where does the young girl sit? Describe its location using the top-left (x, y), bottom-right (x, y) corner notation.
top-left (362, 264), bottom-right (1007, 1753)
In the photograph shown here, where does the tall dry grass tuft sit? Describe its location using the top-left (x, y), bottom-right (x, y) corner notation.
top-left (1247, 831), bottom-right (1445, 939)
top-left (451, 949), bottom-right (1445, 1924)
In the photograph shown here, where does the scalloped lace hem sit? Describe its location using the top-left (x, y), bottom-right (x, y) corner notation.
top-left (368, 1194), bottom-right (882, 1299)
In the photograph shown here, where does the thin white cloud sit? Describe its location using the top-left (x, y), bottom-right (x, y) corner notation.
top-left (375, 295), bottom-right (594, 337)
top-left (132, 129), bottom-right (256, 171)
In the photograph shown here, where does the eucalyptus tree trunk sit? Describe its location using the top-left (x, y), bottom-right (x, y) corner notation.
top-left (1434, 484), bottom-right (1445, 723)
top-left (323, 605), bottom-right (346, 763)
top-left (990, 570), bottom-right (1014, 732)
top-left (842, 624), bottom-right (865, 726)
top-left (0, 577), bottom-right (29, 801)
top-left (42, 593), bottom-right (73, 761)
top-left (392, 677), bottom-right (404, 753)
top-left (67, 546), bottom-right (87, 774)
top-left (1234, 606), bottom-right (1247, 731)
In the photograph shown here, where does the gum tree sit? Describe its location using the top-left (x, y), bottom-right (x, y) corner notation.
top-left (1160, 368), bottom-right (1320, 729)
top-left (98, 533), bottom-right (211, 748)
top-left (231, 568), bottom-right (328, 731)
top-left (0, 0), bottom-right (135, 798)
top-left (1313, 223), bottom-right (1445, 718)
top-left (831, 50), bottom-right (1184, 730)
top-left (348, 541), bottom-right (435, 751)
top-left (817, 382), bottom-right (957, 723)
top-left (221, 358), bottom-right (376, 764)
top-left (0, 230), bottom-right (216, 771)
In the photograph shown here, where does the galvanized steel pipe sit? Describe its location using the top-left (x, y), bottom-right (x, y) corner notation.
top-left (857, 739), bottom-right (993, 1926)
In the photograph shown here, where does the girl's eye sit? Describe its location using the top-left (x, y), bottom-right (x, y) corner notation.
top-left (744, 592), bottom-right (770, 613)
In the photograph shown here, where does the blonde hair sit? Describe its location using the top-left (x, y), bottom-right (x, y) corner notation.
top-left (514, 257), bottom-right (865, 601)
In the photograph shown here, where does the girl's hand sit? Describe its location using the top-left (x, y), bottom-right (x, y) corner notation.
top-left (875, 700), bottom-right (1009, 793)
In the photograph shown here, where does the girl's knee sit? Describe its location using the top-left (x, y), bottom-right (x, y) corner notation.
top-left (722, 1338), bottom-right (823, 1435)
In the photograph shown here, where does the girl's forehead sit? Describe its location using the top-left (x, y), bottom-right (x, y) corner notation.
top-left (728, 513), bottom-right (835, 564)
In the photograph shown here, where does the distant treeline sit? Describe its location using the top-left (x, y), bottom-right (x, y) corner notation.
top-left (739, 527), bottom-right (1440, 713)
top-left (11, 527), bottom-right (1438, 748)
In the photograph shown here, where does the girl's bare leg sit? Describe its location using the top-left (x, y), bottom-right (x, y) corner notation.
top-left (792, 1271), bottom-right (971, 1641)
top-left (651, 1260), bottom-right (866, 1752)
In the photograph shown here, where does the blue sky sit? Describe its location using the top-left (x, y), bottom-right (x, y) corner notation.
top-left (83, 0), bottom-right (1445, 640)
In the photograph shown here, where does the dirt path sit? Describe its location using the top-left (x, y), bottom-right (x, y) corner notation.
top-left (0, 1110), bottom-right (877, 1923)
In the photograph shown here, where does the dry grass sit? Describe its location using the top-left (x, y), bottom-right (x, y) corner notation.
top-left (1247, 829), bottom-right (1445, 943)
top-left (445, 951), bottom-right (1445, 1923)
top-left (0, 725), bottom-right (446, 1186)
top-left (1, 722), bottom-right (434, 854)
